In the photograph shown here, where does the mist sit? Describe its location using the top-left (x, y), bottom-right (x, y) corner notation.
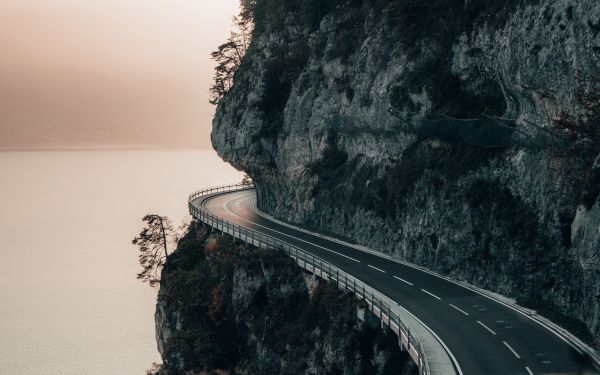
top-left (0, 0), bottom-right (240, 149)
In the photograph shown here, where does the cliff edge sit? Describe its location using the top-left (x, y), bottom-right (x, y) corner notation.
top-left (152, 224), bottom-right (416, 374)
top-left (212, 0), bottom-right (600, 343)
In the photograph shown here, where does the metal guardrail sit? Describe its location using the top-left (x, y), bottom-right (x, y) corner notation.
top-left (189, 183), bottom-right (431, 375)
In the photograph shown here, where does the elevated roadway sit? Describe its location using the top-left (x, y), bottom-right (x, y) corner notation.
top-left (193, 187), bottom-right (599, 375)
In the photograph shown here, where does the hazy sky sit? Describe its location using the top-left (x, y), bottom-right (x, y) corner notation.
top-left (0, 0), bottom-right (240, 148)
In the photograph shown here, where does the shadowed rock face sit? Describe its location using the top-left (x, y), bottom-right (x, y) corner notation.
top-left (154, 225), bottom-right (416, 374)
top-left (212, 0), bottom-right (600, 344)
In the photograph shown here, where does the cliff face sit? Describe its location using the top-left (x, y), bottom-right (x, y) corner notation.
top-left (212, 0), bottom-right (600, 343)
top-left (154, 224), bottom-right (416, 374)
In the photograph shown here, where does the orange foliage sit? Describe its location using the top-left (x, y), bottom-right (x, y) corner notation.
top-left (208, 287), bottom-right (224, 320)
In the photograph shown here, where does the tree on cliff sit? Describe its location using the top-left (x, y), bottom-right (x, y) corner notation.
top-left (209, 1), bottom-right (254, 105)
top-left (241, 173), bottom-right (252, 185)
top-left (132, 215), bottom-right (186, 287)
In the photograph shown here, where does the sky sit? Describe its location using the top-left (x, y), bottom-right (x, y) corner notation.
top-left (0, 0), bottom-right (241, 149)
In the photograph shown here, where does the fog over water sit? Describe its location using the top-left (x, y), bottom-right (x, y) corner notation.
top-left (0, 0), bottom-right (240, 149)
top-left (0, 0), bottom-right (247, 372)
top-left (0, 150), bottom-right (242, 374)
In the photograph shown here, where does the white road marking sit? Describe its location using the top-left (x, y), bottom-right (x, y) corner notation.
top-left (496, 320), bottom-right (505, 323)
top-left (215, 199), bottom-right (362, 263)
top-left (395, 301), bottom-right (465, 375)
top-left (477, 321), bottom-right (497, 335)
top-left (368, 264), bottom-right (386, 273)
top-left (393, 276), bottom-right (413, 286)
top-left (505, 325), bottom-right (514, 329)
top-left (449, 304), bottom-right (469, 316)
top-left (227, 192), bottom-right (600, 362)
top-left (201, 191), bottom-right (580, 375)
top-left (525, 366), bottom-right (534, 375)
top-left (541, 360), bottom-right (551, 365)
top-left (421, 289), bottom-right (442, 300)
top-left (503, 341), bottom-right (521, 359)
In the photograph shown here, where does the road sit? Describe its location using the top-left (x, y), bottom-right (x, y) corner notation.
top-left (196, 189), bottom-right (598, 375)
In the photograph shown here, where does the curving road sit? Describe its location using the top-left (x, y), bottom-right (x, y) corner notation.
top-left (197, 188), bottom-right (599, 375)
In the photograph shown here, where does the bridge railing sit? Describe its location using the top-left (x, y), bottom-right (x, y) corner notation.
top-left (188, 183), bottom-right (430, 375)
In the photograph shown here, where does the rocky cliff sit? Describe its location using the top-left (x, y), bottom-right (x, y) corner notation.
top-left (153, 224), bottom-right (416, 374)
top-left (212, 0), bottom-right (600, 344)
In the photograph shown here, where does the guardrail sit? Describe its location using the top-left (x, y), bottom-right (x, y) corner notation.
top-left (189, 183), bottom-right (431, 375)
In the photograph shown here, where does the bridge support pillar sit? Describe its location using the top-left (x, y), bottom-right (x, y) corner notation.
top-left (399, 331), bottom-right (409, 351)
top-left (357, 302), bottom-right (379, 330)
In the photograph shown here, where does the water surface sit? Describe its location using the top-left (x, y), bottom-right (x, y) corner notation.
top-left (0, 149), bottom-right (242, 374)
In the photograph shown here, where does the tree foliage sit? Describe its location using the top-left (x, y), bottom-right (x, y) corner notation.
top-left (157, 227), bottom-right (416, 374)
top-left (209, 2), bottom-right (254, 105)
top-left (241, 173), bottom-right (253, 185)
top-left (132, 215), bottom-right (185, 287)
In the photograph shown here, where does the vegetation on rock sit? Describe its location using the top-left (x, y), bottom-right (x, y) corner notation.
top-left (151, 224), bottom-right (416, 375)
top-left (212, 0), bottom-right (600, 346)
top-left (132, 215), bottom-right (185, 288)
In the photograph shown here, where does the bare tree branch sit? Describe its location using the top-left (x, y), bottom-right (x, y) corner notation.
top-left (209, 2), bottom-right (254, 105)
top-left (132, 215), bottom-right (188, 288)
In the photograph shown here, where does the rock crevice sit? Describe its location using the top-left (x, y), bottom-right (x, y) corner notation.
top-left (153, 224), bottom-right (416, 374)
top-left (213, 0), bottom-right (600, 343)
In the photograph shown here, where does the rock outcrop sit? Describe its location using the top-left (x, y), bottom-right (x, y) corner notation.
top-left (212, 0), bottom-right (600, 343)
top-left (153, 224), bottom-right (416, 374)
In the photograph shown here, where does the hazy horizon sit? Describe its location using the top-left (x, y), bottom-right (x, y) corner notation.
top-left (0, 0), bottom-right (240, 149)
top-left (0, 149), bottom-right (243, 374)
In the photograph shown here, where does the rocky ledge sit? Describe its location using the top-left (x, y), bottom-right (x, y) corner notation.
top-left (212, 0), bottom-right (600, 344)
top-left (152, 224), bottom-right (416, 374)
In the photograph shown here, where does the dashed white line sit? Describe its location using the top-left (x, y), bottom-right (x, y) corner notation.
top-left (503, 341), bottom-right (521, 359)
top-left (476, 321), bottom-right (497, 335)
top-left (449, 304), bottom-right (469, 316)
top-left (368, 264), bottom-right (386, 273)
top-left (242, 193), bottom-right (599, 361)
top-left (393, 276), bottom-right (413, 286)
top-left (206, 192), bottom-right (579, 374)
top-left (214, 201), bottom-right (361, 263)
top-left (421, 289), bottom-right (442, 300)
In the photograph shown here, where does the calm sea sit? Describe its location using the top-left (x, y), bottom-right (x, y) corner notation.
top-left (0, 149), bottom-right (242, 374)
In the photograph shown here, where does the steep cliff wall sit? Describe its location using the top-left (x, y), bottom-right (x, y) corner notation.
top-left (153, 224), bottom-right (416, 374)
top-left (212, 0), bottom-right (600, 343)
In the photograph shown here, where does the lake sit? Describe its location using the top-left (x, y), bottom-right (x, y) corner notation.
top-left (0, 149), bottom-right (242, 374)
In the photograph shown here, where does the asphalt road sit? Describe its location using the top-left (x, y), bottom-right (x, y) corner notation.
top-left (198, 189), bottom-right (598, 375)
